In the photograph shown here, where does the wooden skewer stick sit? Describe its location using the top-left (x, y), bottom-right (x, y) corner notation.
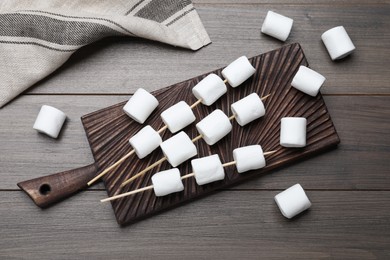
top-left (190, 99), bottom-right (203, 109)
top-left (120, 134), bottom-right (204, 187)
top-left (223, 79), bottom-right (228, 84)
top-left (87, 149), bottom-right (135, 186)
top-left (87, 124), bottom-right (169, 186)
top-left (120, 156), bottom-right (168, 187)
top-left (102, 150), bottom-right (276, 202)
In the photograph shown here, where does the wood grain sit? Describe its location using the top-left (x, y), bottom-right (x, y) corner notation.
top-left (80, 44), bottom-right (339, 225)
top-left (1, 1), bottom-right (389, 258)
top-left (2, 95), bottom-right (389, 191)
top-left (1, 191), bottom-right (389, 259)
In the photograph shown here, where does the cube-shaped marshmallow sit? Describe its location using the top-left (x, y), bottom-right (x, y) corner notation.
top-left (280, 117), bottom-right (307, 148)
top-left (191, 154), bottom-right (225, 185)
top-left (160, 131), bottom-right (197, 167)
top-left (123, 88), bottom-right (159, 124)
top-left (151, 168), bottom-right (184, 197)
top-left (161, 101), bottom-right (196, 133)
top-left (192, 74), bottom-right (227, 106)
top-left (231, 93), bottom-right (265, 126)
top-left (196, 109), bottom-right (232, 145)
top-left (129, 125), bottom-right (162, 159)
top-left (233, 145), bottom-right (266, 173)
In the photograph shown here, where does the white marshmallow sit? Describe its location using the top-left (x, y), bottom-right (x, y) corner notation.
top-left (123, 88), bottom-right (159, 124)
top-left (233, 145), bottom-right (266, 173)
top-left (274, 184), bottom-right (312, 219)
top-left (33, 105), bottom-right (67, 139)
top-left (161, 101), bottom-right (196, 133)
top-left (231, 93), bottom-right (265, 126)
top-left (222, 56), bottom-right (256, 88)
top-left (196, 109), bottom-right (232, 145)
top-left (160, 131), bottom-right (197, 167)
top-left (261, 11), bottom-right (293, 42)
top-left (280, 117), bottom-right (307, 148)
top-left (191, 154), bottom-right (225, 185)
top-left (151, 168), bottom-right (184, 197)
top-left (291, 66), bottom-right (326, 97)
top-left (129, 125), bottom-right (162, 159)
top-left (321, 26), bottom-right (356, 60)
top-left (192, 74), bottom-right (227, 106)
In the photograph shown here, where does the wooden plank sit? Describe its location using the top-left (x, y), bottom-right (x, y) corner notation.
top-left (1, 95), bottom-right (389, 191)
top-left (0, 190), bottom-right (389, 259)
top-left (25, 5), bottom-right (390, 95)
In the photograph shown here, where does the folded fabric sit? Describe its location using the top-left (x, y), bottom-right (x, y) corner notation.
top-left (0, 0), bottom-right (211, 107)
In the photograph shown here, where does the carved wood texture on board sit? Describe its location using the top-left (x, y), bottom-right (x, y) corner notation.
top-left (81, 43), bottom-right (340, 225)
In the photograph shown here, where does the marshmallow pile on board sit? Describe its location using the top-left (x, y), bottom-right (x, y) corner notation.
top-left (321, 26), bottom-right (355, 60)
top-left (274, 184), bottom-right (312, 219)
top-left (33, 105), bottom-right (67, 139)
top-left (261, 11), bottom-right (293, 41)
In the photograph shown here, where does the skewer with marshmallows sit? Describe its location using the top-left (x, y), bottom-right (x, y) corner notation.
top-left (88, 56), bottom-right (257, 186)
top-left (120, 92), bottom-right (271, 188)
top-left (101, 145), bottom-right (276, 202)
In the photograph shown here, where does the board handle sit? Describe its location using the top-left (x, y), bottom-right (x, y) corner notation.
top-left (17, 163), bottom-right (98, 208)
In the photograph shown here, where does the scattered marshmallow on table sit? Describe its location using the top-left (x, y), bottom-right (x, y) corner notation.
top-left (231, 93), bottom-right (266, 126)
top-left (291, 66), bottom-right (326, 97)
top-left (233, 145), bottom-right (266, 173)
top-left (280, 117), bottom-right (307, 148)
top-left (123, 88), bottom-right (159, 124)
top-left (33, 105), bottom-right (67, 139)
top-left (129, 125), bottom-right (162, 159)
top-left (192, 74), bottom-right (227, 106)
top-left (274, 184), bottom-right (312, 219)
top-left (222, 56), bottom-right (256, 88)
top-left (196, 109), bottom-right (232, 145)
top-left (321, 26), bottom-right (356, 60)
top-left (151, 168), bottom-right (184, 197)
top-left (191, 154), bottom-right (225, 185)
top-left (261, 11), bottom-right (293, 42)
top-left (160, 131), bottom-right (197, 167)
top-left (161, 101), bottom-right (196, 133)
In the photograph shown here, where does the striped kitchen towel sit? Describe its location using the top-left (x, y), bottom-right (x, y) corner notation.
top-left (0, 0), bottom-right (211, 108)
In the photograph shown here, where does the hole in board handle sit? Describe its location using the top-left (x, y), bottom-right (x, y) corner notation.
top-left (39, 184), bottom-right (51, 195)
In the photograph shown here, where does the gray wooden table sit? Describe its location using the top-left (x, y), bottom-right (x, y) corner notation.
top-left (1, 1), bottom-right (389, 259)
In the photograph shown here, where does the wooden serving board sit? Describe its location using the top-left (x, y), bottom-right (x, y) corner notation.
top-left (80, 43), bottom-right (340, 226)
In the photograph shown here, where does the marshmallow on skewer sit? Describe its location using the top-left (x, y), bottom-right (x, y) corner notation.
top-left (151, 168), bottom-right (184, 197)
top-left (123, 88), bottom-right (159, 124)
top-left (233, 145), bottom-right (266, 173)
top-left (196, 109), bottom-right (232, 145)
top-left (129, 125), bottom-right (162, 159)
top-left (222, 56), bottom-right (256, 88)
top-left (33, 105), bottom-right (67, 139)
top-left (192, 74), bottom-right (227, 106)
top-left (291, 66), bottom-right (326, 97)
top-left (280, 117), bottom-right (307, 148)
top-left (274, 184), bottom-right (312, 219)
top-left (160, 131), bottom-right (197, 167)
top-left (261, 11), bottom-right (293, 42)
top-left (161, 101), bottom-right (196, 133)
top-left (231, 93), bottom-right (266, 126)
top-left (191, 154), bottom-right (225, 185)
top-left (321, 26), bottom-right (355, 60)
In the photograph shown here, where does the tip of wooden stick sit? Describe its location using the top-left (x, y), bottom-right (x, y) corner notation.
top-left (261, 93), bottom-right (272, 101)
top-left (264, 150), bottom-right (277, 156)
